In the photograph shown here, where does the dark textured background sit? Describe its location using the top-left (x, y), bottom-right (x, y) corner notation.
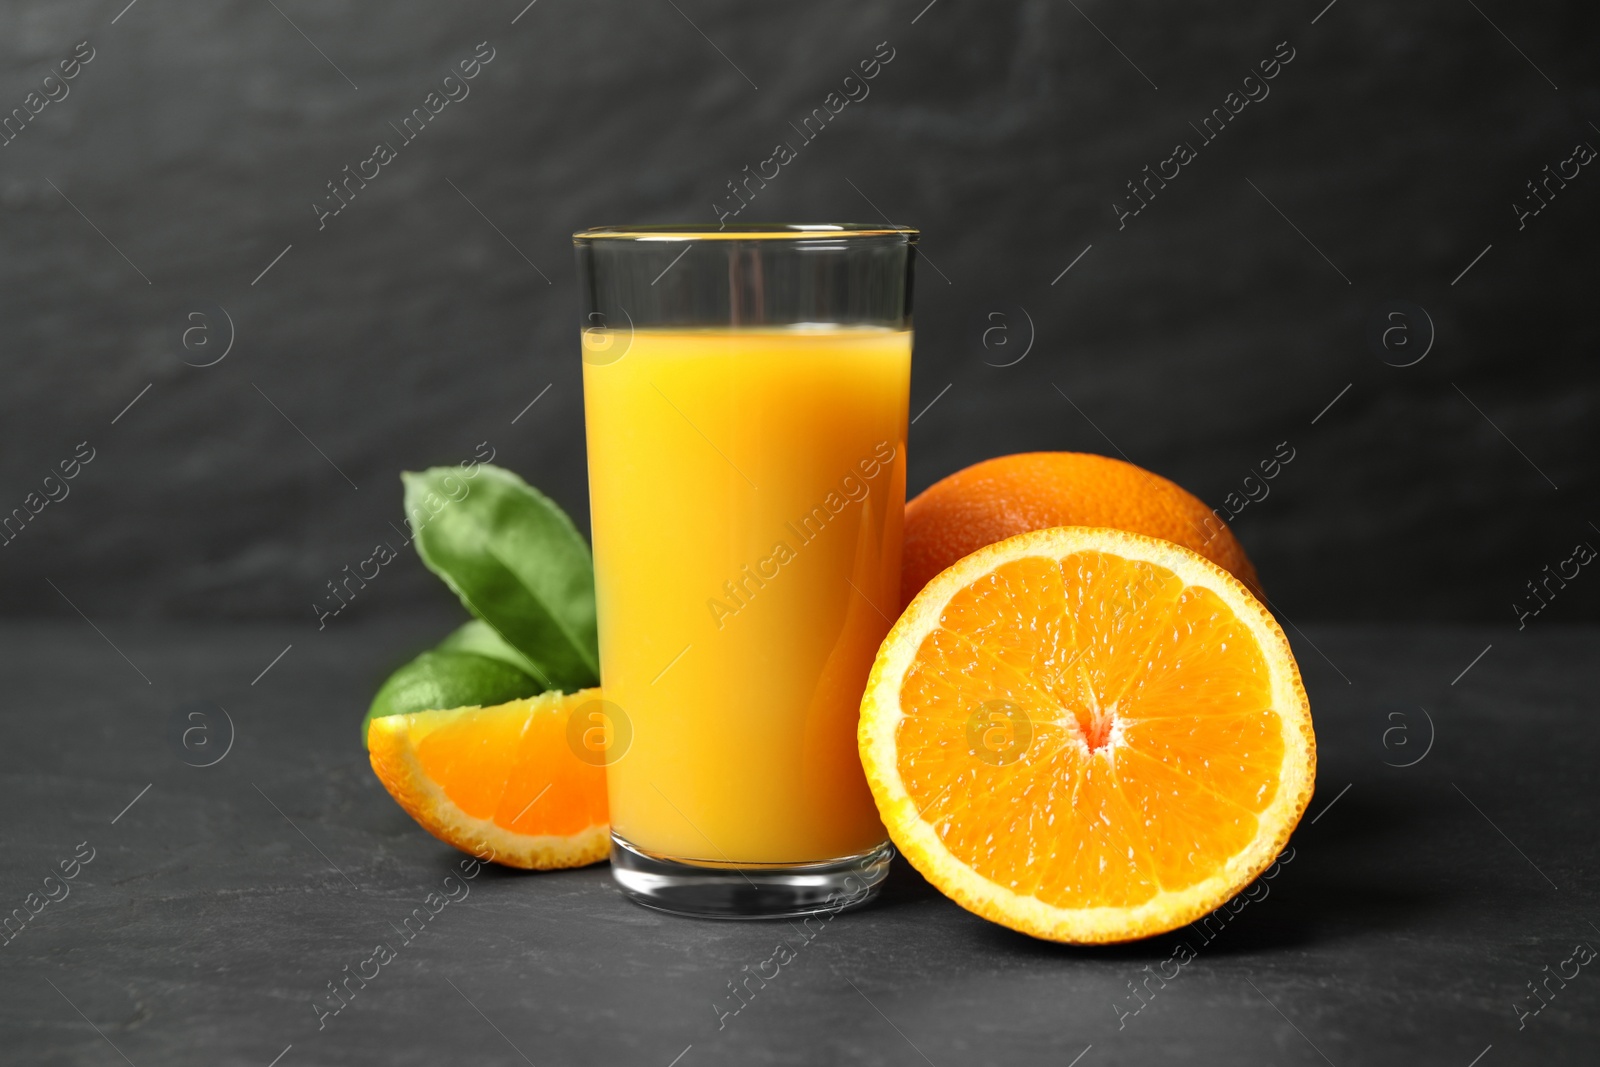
top-left (1, 0), bottom-right (1597, 628)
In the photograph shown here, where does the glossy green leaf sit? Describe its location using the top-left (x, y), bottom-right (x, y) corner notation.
top-left (436, 618), bottom-right (546, 679)
top-left (401, 464), bottom-right (600, 693)
top-left (362, 650), bottom-right (538, 747)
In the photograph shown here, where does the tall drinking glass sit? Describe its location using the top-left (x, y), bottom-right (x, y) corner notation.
top-left (574, 224), bottom-right (915, 917)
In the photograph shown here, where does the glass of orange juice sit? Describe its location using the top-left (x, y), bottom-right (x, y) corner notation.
top-left (574, 224), bottom-right (915, 917)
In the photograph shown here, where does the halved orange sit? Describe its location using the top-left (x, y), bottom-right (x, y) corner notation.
top-left (368, 689), bottom-right (610, 869)
top-left (859, 527), bottom-right (1315, 943)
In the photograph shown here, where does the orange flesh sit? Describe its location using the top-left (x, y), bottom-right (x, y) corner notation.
top-left (895, 551), bottom-right (1283, 908)
top-left (414, 701), bottom-right (608, 839)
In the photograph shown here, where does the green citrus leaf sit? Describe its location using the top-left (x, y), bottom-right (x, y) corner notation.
top-left (436, 618), bottom-right (546, 679)
top-left (362, 649), bottom-right (538, 747)
top-left (401, 464), bottom-right (600, 693)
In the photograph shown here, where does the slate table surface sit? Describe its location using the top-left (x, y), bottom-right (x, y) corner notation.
top-left (2, 619), bottom-right (1596, 1066)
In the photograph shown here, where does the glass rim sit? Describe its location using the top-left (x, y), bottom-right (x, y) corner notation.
top-left (573, 223), bottom-right (917, 243)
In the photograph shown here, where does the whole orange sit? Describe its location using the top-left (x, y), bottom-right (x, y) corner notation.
top-left (900, 452), bottom-right (1260, 607)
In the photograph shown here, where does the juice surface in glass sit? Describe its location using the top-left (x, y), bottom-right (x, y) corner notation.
top-left (582, 325), bottom-right (910, 864)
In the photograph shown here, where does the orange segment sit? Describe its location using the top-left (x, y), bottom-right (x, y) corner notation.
top-left (936, 555), bottom-right (1074, 700)
top-left (369, 689), bottom-right (609, 870)
top-left (859, 526), bottom-right (1315, 943)
top-left (1036, 751), bottom-right (1161, 910)
top-left (494, 702), bottom-right (609, 838)
top-left (411, 703), bottom-right (528, 820)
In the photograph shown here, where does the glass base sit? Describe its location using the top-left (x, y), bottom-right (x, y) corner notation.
top-left (609, 833), bottom-right (894, 919)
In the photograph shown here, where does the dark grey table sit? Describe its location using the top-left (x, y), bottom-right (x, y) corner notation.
top-left (3, 620), bottom-right (1596, 1066)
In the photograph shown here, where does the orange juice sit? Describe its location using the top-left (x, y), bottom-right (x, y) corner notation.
top-left (582, 326), bottom-right (910, 864)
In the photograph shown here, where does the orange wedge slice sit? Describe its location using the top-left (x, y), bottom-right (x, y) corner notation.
top-left (858, 527), bottom-right (1315, 943)
top-left (368, 689), bottom-right (610, 870)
